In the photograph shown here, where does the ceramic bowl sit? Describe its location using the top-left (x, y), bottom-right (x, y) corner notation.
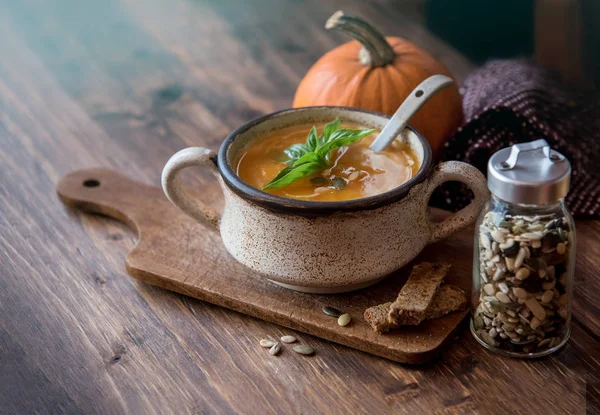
top-left (162, 107), bottom-right (489, 293)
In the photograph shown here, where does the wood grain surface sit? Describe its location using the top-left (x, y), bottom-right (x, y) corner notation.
top-left (0, 0), bottom-right (598, 414)
top-left (57, 168), bottom-right (472, 365)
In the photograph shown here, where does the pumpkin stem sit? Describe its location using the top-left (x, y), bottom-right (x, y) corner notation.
top-left (326, 11), bottom-right (395, 67)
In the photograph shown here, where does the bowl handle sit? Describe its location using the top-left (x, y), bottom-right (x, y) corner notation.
top-left (161, 147), bottom-right (222, 232)
top-left (423, 161), bottom-right (489, 243)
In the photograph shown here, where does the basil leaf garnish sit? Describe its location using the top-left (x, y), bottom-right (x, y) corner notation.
top-left (262, 118), bottom-right (375, 190)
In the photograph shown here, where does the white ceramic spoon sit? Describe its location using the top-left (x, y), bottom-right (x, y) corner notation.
top-left (369, 74), bottom-right (455, 152)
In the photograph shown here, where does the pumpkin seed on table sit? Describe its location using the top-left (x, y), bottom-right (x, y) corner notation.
top-left (292, 345), bottom-right (315, 355)
top-left (322, 306), bottom-right (342, 318)
top-left (338, 313), bottom-right (352, 326)
top-left (269, 342), bottom-right (281, 356)
top-left (280, 335), bottom-right (297, 344)
top-left (259, 339), bottom-right (275, 348)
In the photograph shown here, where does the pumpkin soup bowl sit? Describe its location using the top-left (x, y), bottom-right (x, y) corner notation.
top-left (161, 107), bottom-right (489, 294)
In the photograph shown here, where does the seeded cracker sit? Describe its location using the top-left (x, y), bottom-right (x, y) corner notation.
top-left (388, 262), bottom-right (450, 326)
top-left (364, 285), bottom-right (467, 333)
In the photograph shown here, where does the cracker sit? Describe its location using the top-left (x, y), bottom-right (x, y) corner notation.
top-left (387, 262), bottom-right (450, 326)
top-left (364, 285), bottom-right (467, 333)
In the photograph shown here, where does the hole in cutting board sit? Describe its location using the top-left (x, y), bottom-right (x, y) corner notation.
top-left (415, 90), bottom-right (424, 97)
top-left (83, 179), bottom-right (100, 188)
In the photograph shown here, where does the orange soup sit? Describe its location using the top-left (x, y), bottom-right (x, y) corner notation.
top-left (234, 122), bottom-right (420, 202)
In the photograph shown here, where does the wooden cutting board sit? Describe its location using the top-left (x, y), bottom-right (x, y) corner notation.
top-left (57, 168), bottom-right (474, 364)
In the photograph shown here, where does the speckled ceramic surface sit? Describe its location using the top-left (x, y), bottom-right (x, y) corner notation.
top-left (162, 107), bottom-right (489, 293)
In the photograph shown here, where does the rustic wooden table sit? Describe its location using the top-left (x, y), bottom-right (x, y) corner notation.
top-left (1, 0), bottom-right (599, 414)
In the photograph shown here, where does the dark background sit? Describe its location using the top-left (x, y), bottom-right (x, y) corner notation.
top-left (404, 0), bottom-right (599, 87)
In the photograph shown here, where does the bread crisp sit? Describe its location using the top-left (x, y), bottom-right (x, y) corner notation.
top-left (363, 302), bottom-right (394, 333)
top-left (364, 285), bottom-right (467, 333)
top-left (425, 285), bottom-right (467, 320)
top-left (387, 262), bottom-right (450, 326)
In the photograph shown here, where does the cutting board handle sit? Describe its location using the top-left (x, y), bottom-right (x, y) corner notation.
top-left (57, 168), bottom-right (161, 232)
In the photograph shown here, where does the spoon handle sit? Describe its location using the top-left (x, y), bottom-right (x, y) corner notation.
top-left (369, 74), bottom-right (455, 152)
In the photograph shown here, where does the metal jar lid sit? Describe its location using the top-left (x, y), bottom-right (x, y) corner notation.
top-left (487, 139), bottom-right (571, 205)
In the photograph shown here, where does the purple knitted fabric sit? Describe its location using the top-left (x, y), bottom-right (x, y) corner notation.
top-left (433, 60), bottom-right (600, 218)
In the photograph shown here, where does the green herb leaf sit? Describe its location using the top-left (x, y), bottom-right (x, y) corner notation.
top-left (262, 160), bottom-right (323, 190)
top-left (321, 118), bottom-right (341, 146)
top-left (306, 126), bottom-right (319, 151)
top-left (284, 144), bottom-right (309, 161)
top-left (263, 119), bottom-right (375, 190)
top-left (283, 125), bottom-right (321, 162)
top-left (293, 151), bottom-right (323, 166)
top-left (316, 128), bottom-right (376, 159)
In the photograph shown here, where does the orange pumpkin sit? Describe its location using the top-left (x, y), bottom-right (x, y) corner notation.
top-left (293, 11), bottom-right (464, 158)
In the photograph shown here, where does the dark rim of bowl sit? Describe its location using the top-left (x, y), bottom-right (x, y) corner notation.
top-left (217, 106), bottom-right (433, 216)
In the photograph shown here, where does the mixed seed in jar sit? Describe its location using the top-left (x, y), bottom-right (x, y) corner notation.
top-left (473, 212), bottom-right (572, 354)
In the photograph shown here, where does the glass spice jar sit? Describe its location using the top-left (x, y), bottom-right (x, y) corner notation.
top-left (471, 139), bottom-right (575, 358)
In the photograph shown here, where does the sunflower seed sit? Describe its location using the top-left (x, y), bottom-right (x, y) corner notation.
top-left (493, 267), bottom-right (505, 281)
top-left (481, 332), bottom-right (497, 346)
top-left (502, 323), bottom-right (516, 332)
top-left (559, 272), bottom-right (568, 287)
top-left (521, 232), bottom-right (542, 240)
top-left (511, 338), bottom-right (534, 345)
top-left (338, 313), bottom-right (352, 326)
top-left (499, 238), bottom-right (515, 250)
top-left (558, 294), bottom-right (569, 306)
top-left (491, 230), bottom-right (506, 243)
top-left (515, 268), bottom-right (530, 280)
top-left (498, 282), bottom-right (510, 294)
top-left (495, 292), bottom-right (512, 304)
top-left (537, 338), bottom-right (552, 348)
top-left (292, 345), bottom-right (314, 355)
top-left (280, 335), bottom-right (297, 344)
top-left (542, 279), bottom-right (555, 291)
top-left (527, 223), bottom-right (545, 232)
top-left (269, 342), bottom-right (281, 356)
top-left (322, 306), bottom-right (342, 317)
top-left (474, 315), bottom-right (485, 329)
top-left (558, 306), bottom-right (568, 319)
top-left (525, 298), bottom-right (546, 321)
top-left (484, 250), bottom-right (493, 261)
top-left (505, 257), bottom-right (515, 271)
top-left (513, 287), bottom-right (528, 300)
top-left (260, 339), bottom-right (275, 348)
top-left (514, 247), bottom-right (527, 269)
top-left (480, 234), bottom-right (492, 250)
